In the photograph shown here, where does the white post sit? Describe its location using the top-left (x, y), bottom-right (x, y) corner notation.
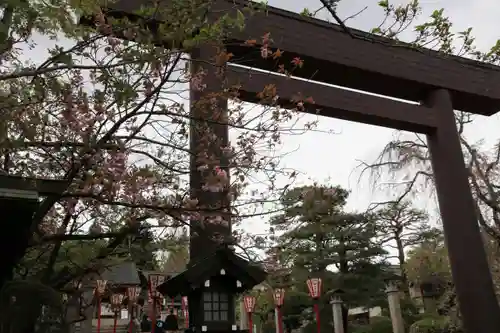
top-left (330, 295), bottom-right (344, 333)
top-left (386, 281), bottom-right (405, 333)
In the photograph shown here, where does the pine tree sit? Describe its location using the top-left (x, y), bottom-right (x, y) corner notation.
top-left (270, 185), bottom-right (389, 310)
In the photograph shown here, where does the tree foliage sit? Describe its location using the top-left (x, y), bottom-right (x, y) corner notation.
top-left (405, 235), bottom-right (451, 286)
top-left (0, 0), bottom-right (321, 331)
top-left (374, 201), bottom-right (438, 286)
top-left (265, 184), bottom-right (389, 332)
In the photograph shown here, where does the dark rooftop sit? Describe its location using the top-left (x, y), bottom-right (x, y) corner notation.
top-left (101, 261), bottom-right (141, 286)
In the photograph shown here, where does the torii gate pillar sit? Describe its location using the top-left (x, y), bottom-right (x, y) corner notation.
top-left (425, 89), bottom-right (500, 332)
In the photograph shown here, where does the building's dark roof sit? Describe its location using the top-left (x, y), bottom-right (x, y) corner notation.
top-left (101, 261), bottom-right (141, 286)
top-left (0, 174), bottom-right (68, 196)
top-left (157, 246), bottom-right (267, 297)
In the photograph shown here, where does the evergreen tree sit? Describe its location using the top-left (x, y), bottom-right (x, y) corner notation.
top-left (270, 185), bottom-right (389, 311)
top-left (130, 226), bottom-right (158, 271)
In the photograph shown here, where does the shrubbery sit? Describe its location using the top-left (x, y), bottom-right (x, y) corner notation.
top-left (351, 316), bottom-right (393, 333)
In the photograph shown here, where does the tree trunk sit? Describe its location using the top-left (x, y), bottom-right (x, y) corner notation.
top-left (395, 232), bottom-right (410, 295)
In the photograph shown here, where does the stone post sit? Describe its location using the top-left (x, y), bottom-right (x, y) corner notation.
top-left (330, 293), bottom-right (344, 333)
top-left (386, 281), bottom-right (405, 333)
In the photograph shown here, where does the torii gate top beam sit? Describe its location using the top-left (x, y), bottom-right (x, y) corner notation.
top-left (108, 0), bottom-right (500, 116)
top-left (227, 67), bottom-right (437, 133)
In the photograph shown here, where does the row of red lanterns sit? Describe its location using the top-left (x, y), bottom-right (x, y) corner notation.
top-left (95, 275), bottom-right (190, 333)
top-left (243, 278), bottom-right (322, 333)
top-left (93, 274), bottom-right (174, 333)
top-left (92, 280), bottom-right (141, 333)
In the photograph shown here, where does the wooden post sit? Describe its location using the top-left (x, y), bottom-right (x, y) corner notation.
top-left (189, 43), bottom-right (230, 260)
top-left (425, 89), bottom-right (500, 333)
top-left (189, 43), bottom-right (230, 330)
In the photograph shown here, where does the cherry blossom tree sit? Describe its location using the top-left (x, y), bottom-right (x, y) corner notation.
top-left (1, 0), bottom-right (320, 330)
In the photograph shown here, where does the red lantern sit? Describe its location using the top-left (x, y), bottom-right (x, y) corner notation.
top-left (110, 294), bottom-right (124, 333)
top-left (148, 274), bottom-right (165, 333)
top-left (307, 278), bottom-right (322, 333)
top-left (306, 278), bottom-right (322, 299)
top-left (243, 295), bottom-right (256, 313)
top-left (127, 287), bottom-right (141, 333)
top-left (273, 289), bottom-right (285, 333)
top-left (111, 294), bottom-right (124, 308)
top-left (182, 296), bottom-right (189, 328)
top-left (95, 279), bottom-right (107, 295)
top-left (127, 287), bottom-right (141, 303)
top-left (95, 280), bottom-right (107, 333)
top-left (273, 288), bottom-right (285, 307)
top-left (243, 295), bottom-right (257, 333)
top-left (148, 274), bottom-right (165, 298)
top-left (182, 296), bottom-right (188, 308)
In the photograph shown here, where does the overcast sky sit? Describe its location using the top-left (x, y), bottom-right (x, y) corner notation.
top-left (237, 0), bottom-right (500, 235)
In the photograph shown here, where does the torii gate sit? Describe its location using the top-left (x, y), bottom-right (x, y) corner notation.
top-left (91, 1), bottom-right (500, 332)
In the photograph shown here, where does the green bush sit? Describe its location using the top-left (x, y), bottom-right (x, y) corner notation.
top-left (409, 316), bottom-right (450, 333)
top-left (351, 316), bottom-right (392, 333)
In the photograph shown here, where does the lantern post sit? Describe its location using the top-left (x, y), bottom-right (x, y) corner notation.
top-left (127, 286), bottom-right (141, 333)
top-left (243, 295), bottom-right (257, 333)
top-left (307, 278), bottom-right (322, 333)
top-left (148, 274), bottom-right (166, 333)
top-left (110, 294), bottom-right (124, 333)
top-left (95, 279), bottom-right (107, 333)
top-left (273, 289), bottom-right (285, 333)
top-left (181, 296), bottom-right (189, 328)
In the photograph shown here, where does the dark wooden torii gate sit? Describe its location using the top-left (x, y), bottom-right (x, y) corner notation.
top-left (97, 1), bottom-right (500, 332)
